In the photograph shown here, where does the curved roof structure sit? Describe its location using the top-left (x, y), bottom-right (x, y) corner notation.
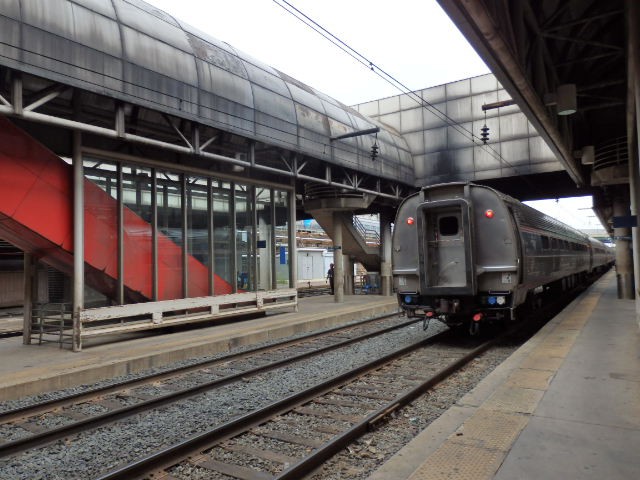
top-left (0, 0), bottom-right (414, 184)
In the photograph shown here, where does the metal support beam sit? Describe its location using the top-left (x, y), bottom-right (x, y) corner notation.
top-left (152, 168), bottom-right (159, 300)
top-left (117, 163), bottom-right (124, 305)
top-left (288, 186), bottom-right (297, 296)
top-left (437, 0), bottom-right (585, 185)
top-left (332, 211), bottom-right (344, 303)
top-left (22, 253), bottom-right (34, 345)
top-left (270, 189), bottom-right (277, 290)
top-left (23, 85), bottom-right (69, 112)
top-left (11, 73), bottom-right (22, 115)
top-left (181, 174), bottom-right (188, 298)
top-left (380, 214), bottom-right (393, 296)
top-left (230, 184), bottom-right (238, 294)
top-left (72, 130), bottom-right (84, 352)
top-left (207, 178), bottom-right (215, 296)
top-left (482, 99), bottom-right (516, 111)
top-left (251, 185), bottom-right (258, 292)
top-left (330, 127), bottom-right (380, 141)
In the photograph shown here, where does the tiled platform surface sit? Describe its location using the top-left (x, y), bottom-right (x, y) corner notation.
top-left (369, 271), bottom-right (640, 480)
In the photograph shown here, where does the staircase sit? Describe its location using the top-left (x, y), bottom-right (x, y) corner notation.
top-left (303, 185), bottom-right (380, 271)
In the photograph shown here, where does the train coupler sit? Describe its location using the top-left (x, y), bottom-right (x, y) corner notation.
top-left (423, 310), bottom-right (435, 330)
top-left (469, 312), bottom-right (483, 335)
top-left (469, 321), bottom-right (480, 335)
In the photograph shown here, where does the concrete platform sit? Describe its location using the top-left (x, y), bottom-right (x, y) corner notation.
top-left (0, 294), bottom-right (398, 402)
top-left (369, 270), bottom-right (640, 480)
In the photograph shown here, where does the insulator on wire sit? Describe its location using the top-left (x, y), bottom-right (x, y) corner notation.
top-left (371, 142), bottom-right (379, 160)
top-left (480, 124), bottom-right (490, 144)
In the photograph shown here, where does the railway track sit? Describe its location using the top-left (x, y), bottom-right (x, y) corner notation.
top-left (95, 330), bottom-right (500, 480)
top-left (0, 312), bottom-right (415, 459)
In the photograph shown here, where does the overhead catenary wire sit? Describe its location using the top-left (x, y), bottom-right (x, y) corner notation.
top-left (272, 0), bottom-right (534, 181)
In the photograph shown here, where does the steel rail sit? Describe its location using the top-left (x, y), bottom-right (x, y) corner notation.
top-left (275, 334), bottom-right (501, 479)
top-left (0, 315), bottom-right (415, 457)
top-left (0, 311), bottom-right (399, 424)
top-left (94, 330), bottom-right (453, 480)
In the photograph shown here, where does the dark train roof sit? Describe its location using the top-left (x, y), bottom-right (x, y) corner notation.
top-left (0, 0), bottom-right (413, 183)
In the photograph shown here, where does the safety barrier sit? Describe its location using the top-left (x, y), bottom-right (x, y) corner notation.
top-left (71, 289), bottom-right (298, 349)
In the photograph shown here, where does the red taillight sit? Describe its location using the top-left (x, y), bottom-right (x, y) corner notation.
top-left (407, 217), bottom-right (415, 225)
top-left (485, 209), bottom-right (494, 219)
top-left (472, 313), bottom-right (483, 322)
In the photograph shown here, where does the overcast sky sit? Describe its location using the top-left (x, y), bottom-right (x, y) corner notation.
top-left (144, 0), bottom-right (490, 105)
top-left (143, 0), bottom-right (598, 230)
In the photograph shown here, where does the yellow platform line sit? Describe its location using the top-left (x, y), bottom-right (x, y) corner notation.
top-left (408, 279), bottom-right (606, 480)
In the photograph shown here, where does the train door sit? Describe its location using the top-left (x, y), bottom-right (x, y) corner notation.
top-left (417, 199), bottom-right (475, 294)
top-left (507, 207), bottom-right (523, 284)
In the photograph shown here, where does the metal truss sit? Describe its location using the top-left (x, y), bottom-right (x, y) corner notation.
top-left (0, 70), bottom-right (409, 203)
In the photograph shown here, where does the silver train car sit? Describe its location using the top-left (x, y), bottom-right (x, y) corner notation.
top-left (392, 182), bottom-right (614, 333)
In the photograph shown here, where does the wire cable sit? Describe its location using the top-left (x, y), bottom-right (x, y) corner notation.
top-left (272, 0), bottom-right (535, 180)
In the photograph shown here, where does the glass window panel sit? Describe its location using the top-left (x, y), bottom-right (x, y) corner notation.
top-left (213, 181), bottom-right (233, 294)
top-left (83, 158), bottom-right (118, 306)
top-left (235, 184), bottom-right (254, 291)
top-left (156, 170), bottom-right (183, 300)
top-left (187, 176), bottom-right (210, 297)
top-left (255, 187), bottom-right (272, 291)
top-left (274, 190), bottom-right (290, 289)
top-left (121, 165), bottom-right (153, 302)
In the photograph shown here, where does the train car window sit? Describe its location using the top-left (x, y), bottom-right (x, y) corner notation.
top-left (541, 236), bottom-right (550, 250)
top-left (439, 216), bottom-right (459, 236)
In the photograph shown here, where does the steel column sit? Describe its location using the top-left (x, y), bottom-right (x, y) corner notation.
top-left (151, 169), bottom-right (159, 301)
top-left (380, 214), bottom-right (393, 296)
top-left (230, 184), bottom-right (238, 294)
top-left (288, 188), bottom-right (297, 294)
top-left (270, 189), bottom-right (277, 290)
top-left (251, 185), bottom-right (258, 292)
top-left (333, 211), bottom-right (344, 303)
top-left (22, 253), bottom-right (33, 345)
top-left (72, 130), bottom-right (84, 352)
top-left (208, 178), bottom-right (215, 296)
top-left (117, 163), bottom-right (124, 305)
top-left (181, 174), bottom-right (188, 298)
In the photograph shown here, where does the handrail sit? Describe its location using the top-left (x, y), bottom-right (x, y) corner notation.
top-left (352, 216), bottom-right (380, 246)
top-left (593, 137), bottom-right (628, 171)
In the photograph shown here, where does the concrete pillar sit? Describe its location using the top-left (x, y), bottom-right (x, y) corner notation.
top-left (380, 215), bottom-right (393, 296)
top-left (333, 211), bottom-right (344, 303)
top-left (344, 255), bottom-right (354, 295)
top-left (630, 0), bottom-right (640, 323)
top-left (614, 194), bottom-right (634, 299)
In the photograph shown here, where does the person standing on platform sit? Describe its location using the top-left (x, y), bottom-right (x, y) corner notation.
top-left (327, 263), bottom-right (335, 295)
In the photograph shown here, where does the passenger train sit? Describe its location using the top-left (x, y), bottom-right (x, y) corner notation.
top-left (392, 182), bottom-right (614, 333)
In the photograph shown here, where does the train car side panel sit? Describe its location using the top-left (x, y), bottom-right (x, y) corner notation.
top-left (392, 194), bottom-right (421, 295)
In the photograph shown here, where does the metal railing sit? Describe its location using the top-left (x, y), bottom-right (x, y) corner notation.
top-left (593, 137), bottom-right (628, 171)
top-left (303, 184), bottom-right (367, 201)
top-left (31, 303), bottom-right (74, 348)
top-left (352, 216), bottom-right (380, 246)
